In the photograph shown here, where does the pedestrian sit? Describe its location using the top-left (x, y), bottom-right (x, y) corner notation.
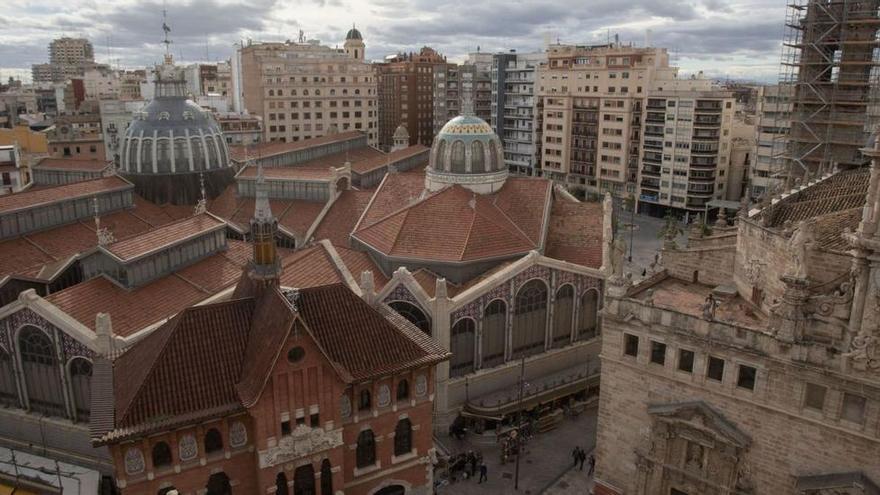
top-left (588, 454), bottom-right (595, 476)
top-left (578, 449), bottom-right (586, 471)
top-left (478, 463), bottom-right (488, 483)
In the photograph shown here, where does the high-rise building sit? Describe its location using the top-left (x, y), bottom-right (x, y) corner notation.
top-left (781, 0), bottom-right (880, 178)
top-left (750, 84), bottom-right (792, 199)
top-left (537, 43), bottom-right (676, 198)
top-left (637, 79), bottom-right (738, 217)
top-left (48, 37), bottom-right (94, 66)
top-left (234, 29), bottom-right (378, 146)
top-left (432, 59), bottom-right (493, 136)
top-left (491, 50), bottom-right (546, 175)
top-left (376, 47), bottom-right (445, 149)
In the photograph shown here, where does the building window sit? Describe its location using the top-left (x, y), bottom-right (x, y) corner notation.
top-left (650, 341), bottom-right (666, 365)
top-left (397, 379), bottom-right (409, 401)
top-left (294, 464), bottom-right (315, 495)
top-left (359, 389), bottom-right (371, 411)
top-left (321, 459), bottom-right (333, 495)
top-left (19, 326), bottom-right (65, 417)
top-left (0, 348), bottom-right (17, 407)
top-left (388, 301), bottom-right (431, 335)
top-left (276, 472), bottom-right (289, 495)
top-left (151, 442), bottom-right (173, 469)
top-left (204, 428), bottom-right (223, 454)
top-left (841, 393), bottom-right (866, 424)
top-left (450, 319), bottom-right (476, 377)
top-left (356, 430), bottom-right (376, 468)
top-left (281, 420), bottom-right (291, 436)
top-left (552, 285), bottom-right (574, 347)
top-left (623, 334), bottom-right (639, 357)
top-left (677, 349), bottom-right (694, 373)
top-left (310, 413), bottom-right (320, 428)
top-left (513, 279), bottom-right (548, 358)
top-left (736, 364), bottom-right (757, 390)
top-left (394, 418), bottom-right (413, 456)
top-left (804, 383), bottom-right (826, 411)
top-left (206, 472), bottom-right (231, 495)
top-left (577, 289), bottom-right (599, 341)
top-left (69, 357), bottom-right (92, 421)
top-left (707, 356), bottom-right (724, 381)
top-left (482, 300), bottom-right (506, 368)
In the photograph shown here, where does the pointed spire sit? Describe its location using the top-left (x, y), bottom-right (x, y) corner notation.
top-left (254, 157), bottom-right (273, 221)
top-left (93, 197), bottom-right (115, 246)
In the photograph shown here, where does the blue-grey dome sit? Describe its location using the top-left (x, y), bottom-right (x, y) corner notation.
top-left (346, 27), bottom-right (363, 40)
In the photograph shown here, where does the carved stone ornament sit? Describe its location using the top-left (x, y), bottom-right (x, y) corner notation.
top-left (845, 333), bottom-right (880, 371)
top-left (178, 434), bottom-right (198, 461)
top-left (744, 258), bottom-right (765, 286)
top-left (377, 384), bottom-right (391, 407)
top-left (258, 425), bottom-right (343, 468)
top-left (229, 420), bottom-right (247, 448)
top-left (415, 374), bottom-right (428, 397)
top-left (340, 394), bottom-right (352, 419)
top-left (124, 447), bottom-right (145, 475)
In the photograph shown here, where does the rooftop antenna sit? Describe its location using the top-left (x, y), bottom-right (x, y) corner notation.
top-left (298, 30), bottom-right (305, 43)
top-left (162, 2), bottom-right (173, 59)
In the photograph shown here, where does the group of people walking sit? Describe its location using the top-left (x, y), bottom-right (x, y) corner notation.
top-left (571, 446), bottom-right (595, 475)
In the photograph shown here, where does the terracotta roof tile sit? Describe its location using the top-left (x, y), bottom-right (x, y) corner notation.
top-left (410, 268), bottom-right (461, 298)
top-left (545, 197), bottom-right (605, 269)
top-left (349, 145), bottom-right (429, 174)
top-left (312, 190), bottom-right (373, 247)
top-left (761, 168), bottom-right (869, 227)
top-left (277, 201), bottom-right (326, 238)
top-left (0, 176), bottom-right (131, 214)
top-left (278, 244), bottom-right (347, 288)
top-left (104, 214), bottom-right (225, 261)
top-left (33, 158), bottom-right (111, 172)
top-left (174, 241), bottom-right (253, 293)
top-left (206, 185), bottom-right (244, 220)
top-left (228, 131), bottom-right (363, 162)
top-left (0, 238), bottom-right (54, 278)
top-left (22, 222), bottom-right (97, 259)
top-left (494, 178), bottom-right (552, 243)
top-left (811, 207), bottom-right (861, 252)
top-left (358, 172), bottom-right (427, 229)
top-left (335, 246), bottom-right (389, 289)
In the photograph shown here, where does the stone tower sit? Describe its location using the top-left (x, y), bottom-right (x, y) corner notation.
top-left (248, 161), bottom-right (281, 286)
top-left (392, 124), bottom-right (409, 151)
top-left (344, 25), bottom-right (365, 62)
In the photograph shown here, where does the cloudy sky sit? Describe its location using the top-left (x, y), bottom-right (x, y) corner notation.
top-left (1, 0), bottom-right (787, 83)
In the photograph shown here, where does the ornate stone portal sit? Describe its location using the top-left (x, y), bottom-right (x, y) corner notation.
top-left (258, 425), bottom-right (343, 469)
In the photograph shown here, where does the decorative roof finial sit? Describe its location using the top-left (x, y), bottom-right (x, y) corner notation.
top-left (461, 74), bottom-right (475, 117)
top-left (162, 2), bottom-right (173, 61)
top-left (194, 172), bottom-right (207, 215)
top-left (253, 154), bottom-right (273, 221)
top-left (93, 197), bottom-right (115, 246)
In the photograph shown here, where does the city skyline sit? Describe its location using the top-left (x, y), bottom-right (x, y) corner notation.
top-left (2, 0), bottom-right (785, 83)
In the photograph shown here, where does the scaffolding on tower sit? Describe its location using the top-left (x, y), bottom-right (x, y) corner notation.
top-left (778, 0), bottom-right (880, 184)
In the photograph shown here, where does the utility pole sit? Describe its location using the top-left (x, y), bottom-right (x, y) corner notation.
top-left (514, 356), bottom-right (525, 490)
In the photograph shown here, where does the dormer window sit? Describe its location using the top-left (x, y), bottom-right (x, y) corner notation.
top-left (182, 111), bottom-right (194, 121)
top-left (158, 111), bottom-right (171, 121)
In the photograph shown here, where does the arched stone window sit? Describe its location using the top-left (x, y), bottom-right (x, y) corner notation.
top-left (19, 326), bottom-right (65, 417)
top-left (552, 285), bottom-right (575, 348)
top-left (513, 280), bottom-right (548, 358)
top-left (396, 379), bottom-right (409, 401)
top-left (276, 472), bottom-right (289, 495)
top-left (471, 141), bottom-right (485, 172)
top-left (356, 430), bottom-right (376, 468)
top-left (151, 441), bottom-right (173, 469)
top-left (156, 139), bottom-right (171, 172)
top-left (293, 463), bottom-right (315, 495)
top-left (481, 300), bottom-right (506, 368)
top-left (68, 357), bottom-right (92, 421)
top-left (489, 141), bottom-right (501, 170)
top-left (449, 318), bottom-right (475, 378)
top-left (268, 89), bottom-right (275, 97)
top-left (204, 427), bottom-right (223, 454)
top-left (394, 418), bottom-right (412, 456)
top-left (320, 459), bottom-right (332, 495)
top-left (315, 89), bottom-right (321, 96)
top-left (450, 140), bottom-right (466, 173)
top-left (388, 301), bottom-right (430, 335)
top-left (330, 89), bottom-right (336, 96)
top-left (0, 347), bottom-right (19, 407)
top-left (577, 289), bottom-right (600, 340)
top-left (434, 139), bottom-right (447, 171)
top-left (359, 389), bottom-right (371, 411)
top-left (303, 89), bottom-right (309, 96)
top-left (206, 472), bottom-right (231, 495)
top-left (141, 138), bottom-right (154, 170)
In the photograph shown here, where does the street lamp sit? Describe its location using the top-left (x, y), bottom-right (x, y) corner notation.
top-left (627, 193), bottom-right (635, 263)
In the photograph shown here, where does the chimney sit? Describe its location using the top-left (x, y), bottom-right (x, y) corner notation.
top-left (360, 270), bottom-right (376, 305)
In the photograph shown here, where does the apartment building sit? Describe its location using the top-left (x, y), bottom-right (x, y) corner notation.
top-left (32, 37), bottom-right (106, 83)
top-left (750, 84), bottom-right (792, 199)
top-left (432, 62), bottom-right (492, 135)
top-left (537, 44), bottom-right (676, 197)
top-left (235, 30), bottom-right (378, 146)
top-left (637, 79), bottom-right (737, 218)
top-left (491, 50), bottom-right (546, 175)
top-left (376, 47), bottom-right (444, 149)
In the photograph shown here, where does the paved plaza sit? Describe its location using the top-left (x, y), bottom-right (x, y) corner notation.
top-left (434, 406), bottom-right (598, 495)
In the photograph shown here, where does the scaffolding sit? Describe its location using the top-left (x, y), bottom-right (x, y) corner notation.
top-left (779, 0), bottom-right (880, 181)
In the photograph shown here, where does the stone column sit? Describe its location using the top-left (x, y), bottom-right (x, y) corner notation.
top-left (770, 275), bottom-right (809, 343)
top-left (431, 278), bottom-right (453, 432)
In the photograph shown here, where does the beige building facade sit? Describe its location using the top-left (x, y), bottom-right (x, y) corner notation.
top-left (235, 32), bottom-right (378, 146)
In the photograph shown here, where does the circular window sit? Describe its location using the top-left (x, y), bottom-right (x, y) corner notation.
top-left (287, 346), bottom-right (305, 363)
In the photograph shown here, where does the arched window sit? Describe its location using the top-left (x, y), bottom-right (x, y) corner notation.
top-left (552, 285), bottom-right (575, 348)
top-left (471, 141), bottom-right (485, 172)
top-left (489, 142), bottom-right (500, 170)
top-left (330, 89), bottom-right (336, 96)
top-left (434, 140), bottom-right (447, 171)
top-left (140, 138), bottom-right (154, 171)
top-left (577, 289), bottom-right (600, 340)
top-left (204, 428), bottom-right (223, 454)
top-left (396, 379), bottom-right (409, 401)
top-left (355, 89), bottom-right (361, 95)
top-left (513, 280), bottom-right (548, 358)
top-left (450, 140), bottom-right (466, 173)
top-left (315, 89), bottom-right (321, 96)
top-left (158, 487), bottom-right (178, 495)
top-left (303, 89), bottom-right (309, 96)
top-left (320, 459), bottom-right (332, 495)
top-left (449, 319), bottom-right (475, 378)
top-left (293, 464), bottom-right (315, 495)
top-left (68, 357), bottom-right (92, 421)
top-left (156, 139), bottom-right (171, 172)
top-left (394, 418), bottom-right (412, 456)
top-left (482, 300), bottom-right (506, 368)
top-left (277, 89), bottom-right (284, 96)
top-left (276, 472), bottom-right (289, 495)
top-left (206, 472), bottom-right (231, 495)
top-left (388, 301), bottom-right (430, 335)
top-left (268, 89), bottom-right (275, 97)
top-left (151, 441), bottom-right (172, 469)
top-left (19, 326), bottom-right (65, 417)
top-left (0, 347), bottom-right (19, 407)
top-left (356, 430), bottom-right (376, 468)
top-left (359, 389), bottom-right (371, 411)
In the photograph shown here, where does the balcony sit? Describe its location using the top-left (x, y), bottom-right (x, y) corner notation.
top-left (692, 131), bottom-right (720, 141)
top-left (693, 116), bottom-right (721, 127)
top-left (642, 165), bottom-right (661, 176)
top-left (695, 101), bottom-right (723, 112)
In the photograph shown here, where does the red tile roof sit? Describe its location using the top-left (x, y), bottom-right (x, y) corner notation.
top-left (349, 145), bottom-right (429, 174)
top-left (760, 168), bottom-right (869, 228)
top-left (103, 214), bottom-right (225, 261)
top-left (208, 185), bottom-right (324, 239)
top-left (228, 131), bottom-right (364, 162)
top-left (545, 198), bottom-right (605, 269)
top-left (0, 176), bottom-right (131, 214)
top-left (33, 158), bottom-right (111, 171)
top-left (312, 190), bottom-right (373, 247)
top-left (357, 171), bottom-right (427, 229)
top-left (335, 246), bottom-right (389, 289)
top-left (278, 244), bottom-right (347, 288)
